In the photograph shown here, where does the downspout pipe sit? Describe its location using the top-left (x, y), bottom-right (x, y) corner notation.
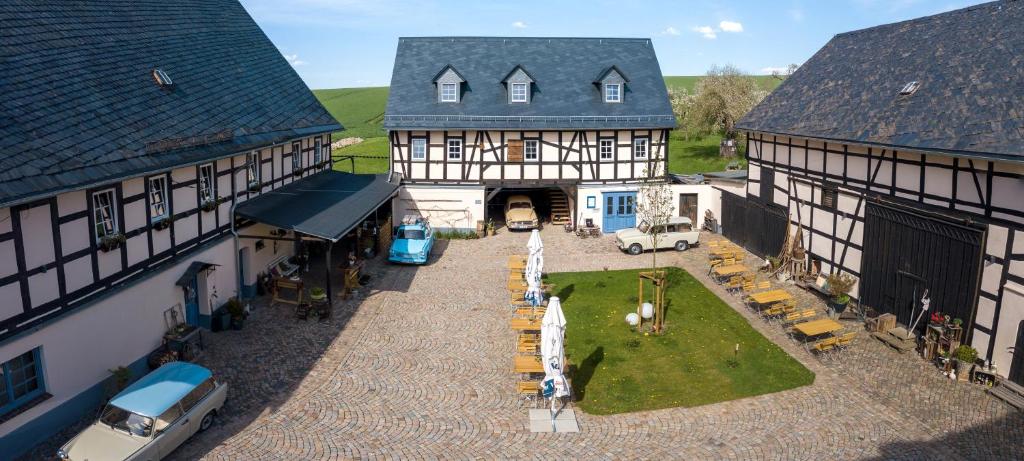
top-left (230, 200), bottom-right (242, 299)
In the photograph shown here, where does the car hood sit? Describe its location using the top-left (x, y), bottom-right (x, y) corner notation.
top-left (63, 423), bottom-right (148, 460)
top-left (393, 238), bottom-right (428, 254)
top-left (506, 209), bottom-right (537, 222)
top-left (615, 228), bottom-right (645, 240)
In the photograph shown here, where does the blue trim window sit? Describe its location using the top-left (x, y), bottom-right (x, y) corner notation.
top-left (0, 349), bottom-right (45, 416)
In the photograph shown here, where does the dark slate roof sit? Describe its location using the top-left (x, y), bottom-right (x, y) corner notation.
top-left (234, 171), bottom-right (400, 242)
top-left (0, 0), bottom-right (341, 208)
top-left (384, 37), bottom-right (676, 130)
top-left (737, 0), bottom-right (1024, 162)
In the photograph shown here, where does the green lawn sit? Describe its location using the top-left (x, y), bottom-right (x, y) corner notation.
top-left (332, 136), bottom-right (389, 174)
top-left (545, 267), bottom-right (813, 415)
top-left (313, 86), bottom-right (389, 139)
top-left (669, 133), bottom-right (747, 174)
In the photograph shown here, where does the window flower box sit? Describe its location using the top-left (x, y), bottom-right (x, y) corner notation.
top-left (200, 200), bottom-right (218, 213)
top-left (152, 216), bottom-right (173, 231)
top-left (98, 233), bottom-right (126, 252)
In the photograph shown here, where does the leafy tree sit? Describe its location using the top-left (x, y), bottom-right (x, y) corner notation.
top-left (635, 149), bottom-right (675, 273)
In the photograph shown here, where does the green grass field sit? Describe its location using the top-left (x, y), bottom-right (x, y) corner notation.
top-left (546, 267), bottom-right (814, 415)
top-left (318, 75), bottom-right (770, 175)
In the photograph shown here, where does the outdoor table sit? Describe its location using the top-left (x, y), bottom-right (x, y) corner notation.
top-left (713, 264), bottom-right (749, 277)
top-left (793, 318), bottom-right (843, 338)
top-left (510, 318), bottom-right (541, 331)
top-left (748, 289), bottom-right (793, 305)
top-left (514, 355), bottom-right (544, 373)
top-left (709, 248), bottom-right (741, 258)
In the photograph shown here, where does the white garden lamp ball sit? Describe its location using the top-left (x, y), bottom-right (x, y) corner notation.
top-left (641, 302), bottom-right (654, 319)
top-left (625, 312), bottom-right (640, 326)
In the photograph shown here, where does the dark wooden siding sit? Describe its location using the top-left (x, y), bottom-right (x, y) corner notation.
top-left (859, 201), bottom-right (985, 334)
top-left (721, 192), bottom-right (789, 258)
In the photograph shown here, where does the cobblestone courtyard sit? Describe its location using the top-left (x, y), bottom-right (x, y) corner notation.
top-left (30, 228), bottom-right (1024, 460)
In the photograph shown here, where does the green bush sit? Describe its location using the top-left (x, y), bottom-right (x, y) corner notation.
top-left (955, 345), bottom-right (978, 364)
top-left (435, 230), bottom-right (479, 240)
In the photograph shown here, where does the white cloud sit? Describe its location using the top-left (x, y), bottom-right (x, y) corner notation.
top-left (660, 26), bottom-right (681, 36)
top-left (760, 66), bottom-right (789, 75)
top-left (283, 53), bottom-right (307, 66)
top-left (692, 26), bottom-right (717, 39)
top-left (719, 20), bottom-right (743, 33)
top-left (511, 21), bottom-right (527, 29)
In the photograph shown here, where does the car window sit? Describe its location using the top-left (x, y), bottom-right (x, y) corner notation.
top-left (101, 405), bottom-right (153, 437)
top-left (179, 378), bottom-right (216, 414)
top-left (400, 229), bottom-right (426, 240)
top-left (666, 225), bottom-right (676, 233)
top-left (651, 226), bottom-right (665, 234)
top-left (154, 403), bottom-right (183, 433)
top-left (509, 202), bottom-right (531, 209)
top-left (680, 223), bottom-right (692, 231)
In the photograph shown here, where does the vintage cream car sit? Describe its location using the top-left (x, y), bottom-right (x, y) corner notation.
top-left (615, 216), bottom-right (701, 255)
top-left (505, 195), bottom-right (540, 230)
top-left (58, 362), bottom-right (227, 461)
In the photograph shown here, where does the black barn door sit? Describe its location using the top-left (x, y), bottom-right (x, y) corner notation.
top-left (721, 192), bottom-right (788, 258)
top-left (860, 202), bottom-right (984, 333)
top-left (1011, 321), bottom-right (1024, 386)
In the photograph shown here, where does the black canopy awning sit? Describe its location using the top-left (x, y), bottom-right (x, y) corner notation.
top-left (175, 261), bottom-right (218, 287)
top-left (234, 171), bottom-right (400, 242)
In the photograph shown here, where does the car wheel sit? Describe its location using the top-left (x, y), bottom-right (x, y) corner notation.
top-left (628, 243), bottom-right (643, 255)
top-left (199, 411), bottom-right (216, 432)
top-left (675, 240), bottom-right (689, 251)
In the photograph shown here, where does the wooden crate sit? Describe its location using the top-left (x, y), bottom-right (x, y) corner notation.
top-left (871, 313), bottom-right (897, 332)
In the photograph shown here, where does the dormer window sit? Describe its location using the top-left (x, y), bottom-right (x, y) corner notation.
top-left (604, 83), bottom-right (621, 103)
top-left (433, 65), bottom-right (466, 103)
top-left (511, 83), bottom-right (528, 103)
top-left (440, 83), bottom-right (458, 102)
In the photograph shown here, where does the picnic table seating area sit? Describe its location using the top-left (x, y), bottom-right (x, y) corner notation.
top-left (707, 239), bottom-right (858, 361)
top-left (507, 254), bottom-right (559, 406)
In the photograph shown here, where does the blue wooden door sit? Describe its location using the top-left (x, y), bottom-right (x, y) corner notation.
top-left (184, 277), bottom-right (200, 326)
top-left (602, 192), bottom-right (637, 233)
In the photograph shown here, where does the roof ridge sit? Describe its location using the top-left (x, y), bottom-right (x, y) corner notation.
top-left (835, 0), bottom-right (1008, 38)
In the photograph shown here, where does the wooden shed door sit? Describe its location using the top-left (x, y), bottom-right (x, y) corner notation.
top-left (507, 140), bottom-right (523, 162)
top-left (679, 193), bottom-right (699, 224)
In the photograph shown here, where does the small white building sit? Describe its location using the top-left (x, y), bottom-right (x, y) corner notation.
top-left (736, 1), bottom-right (1024, 383)
top-left (0, 2), bottom-right (341, 457)
top-left (384, 37), bottom-right (677, 234)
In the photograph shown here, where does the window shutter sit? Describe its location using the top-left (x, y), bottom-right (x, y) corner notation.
top-left (508, 140), bottom-right (524, 162)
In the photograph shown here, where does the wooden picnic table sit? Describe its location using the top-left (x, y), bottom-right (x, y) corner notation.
top-left (514, 355), bottom-right (544, 373)
top-left (510, 318), bottom-right (541, 331)
top-left (748, 289), bottom-right (793, 305)
top-left (709, 247), bottom-right (742, 257)
top-left (793, 318), bottom-right (843, 337)
top-left (713, 264), bottom-right (749, 277)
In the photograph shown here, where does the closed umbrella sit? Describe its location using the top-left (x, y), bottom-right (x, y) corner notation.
top-left (525, 230), bottom-right (545, 306)
top-left (541, 296), bottom-right (569, 431)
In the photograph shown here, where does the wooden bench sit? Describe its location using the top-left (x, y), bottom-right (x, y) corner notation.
top-left (989, 379), bottom-right (1024, 411)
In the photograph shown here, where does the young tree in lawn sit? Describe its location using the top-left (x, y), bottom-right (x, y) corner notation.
top-left (635, 149), bottom-right (675, 332)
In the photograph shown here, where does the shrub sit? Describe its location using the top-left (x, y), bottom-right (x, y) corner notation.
top-left (955, 345), bottom-right (978, 364)
top-left (826, 272), bottom-right (857, 303)
top-left (435, 230), bottom-right (479, 240)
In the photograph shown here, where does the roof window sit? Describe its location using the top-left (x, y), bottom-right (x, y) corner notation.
top-left (899, 81), bottom-right (920, 96)
top-left (152, 68), bottom-right (173, 87)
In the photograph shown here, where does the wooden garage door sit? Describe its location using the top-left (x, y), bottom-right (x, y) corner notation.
top-left (859, 201), bottom-right (985, 333)
top-left (720, 192), bottom-right (788, 259)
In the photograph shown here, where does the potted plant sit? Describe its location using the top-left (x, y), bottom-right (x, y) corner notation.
top-left (954, 344), bottom-right (978, 378)
top-left (952, 318), bottom-right (963, 330)
top-left (929, 311), bottom-right (944, 327)
top-left (309, 287), bottom-right (326, 302)
top-left (225, 297), bottom-right (245, 330)
top-left (152, 215), bottom-right (173, 231)
top-left (485, 219), bottom-right (496, 237)
top-left (826, 272), bottom-right (857, 315)
top-left (200, 199), bottom-right (218, 213)
top-left (98, 233), bottom-right (126, 252)
top-left (164, 323), bottom-right (195, 340)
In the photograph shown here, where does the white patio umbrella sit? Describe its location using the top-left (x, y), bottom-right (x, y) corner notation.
top-left (525, 230), bottom-right (545, 306)
top-left (541, 296), bottom-right (570, 431)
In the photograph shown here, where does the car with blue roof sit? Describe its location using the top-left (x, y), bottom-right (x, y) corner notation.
top-left (58, 362), bottom-right (227, 461)
top-left (389, 215), bottom-right (434, 264)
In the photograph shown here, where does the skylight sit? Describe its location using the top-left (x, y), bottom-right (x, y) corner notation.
top-left (152, 68), bottom-right (173, 87)
top-left (899, 81), bottom-right (920, 96)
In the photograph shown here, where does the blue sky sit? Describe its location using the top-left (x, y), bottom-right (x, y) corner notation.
top-left (239, 0), bottom-right (986, 89)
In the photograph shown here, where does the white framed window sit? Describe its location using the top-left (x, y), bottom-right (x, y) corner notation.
top-left (199, 163), bottom-right (215, 203)
top-left (447, 139), bottom-right (462, 160)
top-left (633, 138), bottom-right (648, 159)
top-left (411, 138), bottom-right (426, 160)
top-left (247, 151), bottom-right (261, 188)
top-left (604, 83), bottom-right (621, 103)
top-left (524, 140), bottom-right (539, 161)
top-left (291, 141), bottom-right (301, 171)
top-left (599, 139), bottom-right (614, 160)
top-left (148, 176), bottom-right (168, 221)
top-left (314, 138), bottom-right (323, 164)
top-left (440, 83), bottom-right (458, 102)
top-left (511, 82), bottom-right (528, 102)
top-left (92, 189), bottom-right (118, 239)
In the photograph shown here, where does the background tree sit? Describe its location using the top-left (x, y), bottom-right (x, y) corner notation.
top-left (634, 150), bottom-right (675, 273)
top-left (691, 64), bottom-right (768, 140)
top-left (771, 63), bottom-right (800, 81)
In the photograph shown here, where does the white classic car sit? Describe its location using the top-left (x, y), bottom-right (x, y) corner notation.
top-left (615, 216), bottom-right (701, 255)
top-left (58, 362), bottom-right (227, 461)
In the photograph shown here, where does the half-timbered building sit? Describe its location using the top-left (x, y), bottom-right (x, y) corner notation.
top-left (385, 37), bottom-right (676, 233)
top-left (0, 1), bottom-right (341, 456)
top-left (736, 1), bottom-right (1024, 384)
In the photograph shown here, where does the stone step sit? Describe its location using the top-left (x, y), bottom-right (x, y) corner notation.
top-left (989, 384), bottom-right (1024, 411)
top-left (871, 331), bottom-right (916, 353)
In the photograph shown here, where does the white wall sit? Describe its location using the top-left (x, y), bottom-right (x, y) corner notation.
top-left (0, 237), bottom-right (237, 439)
top-left (394, 186), bottom-right (485, 231)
